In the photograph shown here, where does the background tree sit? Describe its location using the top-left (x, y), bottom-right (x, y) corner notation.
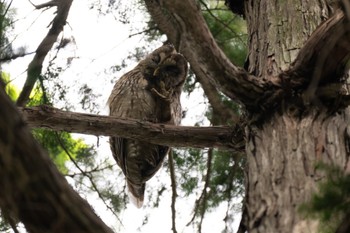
top-left (1, 0), bottom-right (350, 233)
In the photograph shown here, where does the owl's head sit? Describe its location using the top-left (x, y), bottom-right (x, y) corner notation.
top-left (138, 44), bottom-right (177, 78)
top-left (140, 44), bottom-right (188, 92)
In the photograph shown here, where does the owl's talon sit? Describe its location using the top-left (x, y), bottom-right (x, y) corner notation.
top-left (151, 88), bottom-right (172, 101)
top-left (153, 67), bottom-right (160, 77)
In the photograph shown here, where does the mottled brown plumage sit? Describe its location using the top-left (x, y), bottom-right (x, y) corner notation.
top-left (108, 44), bottom-right (188, 207)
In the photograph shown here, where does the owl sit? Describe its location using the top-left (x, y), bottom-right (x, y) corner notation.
top-left (108, 44), bottom-right (188, 208)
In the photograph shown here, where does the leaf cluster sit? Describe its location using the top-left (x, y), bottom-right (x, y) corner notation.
top-left (300, 164), bottom-right (350, 233)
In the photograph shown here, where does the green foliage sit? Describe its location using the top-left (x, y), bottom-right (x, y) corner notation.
top-left (97, 180), bottom-right (127, 213)
top-left (0, 0), bottom-right (14, 61)
top-left (174, 148), bottom-right (245, 213)
top-left (39, 65), bottom-right (70, 107)
top-left (1, 72), bottom-right (96, 174)
top-left (32, 130), bottom-right (95, 173)
top-left (0, 217), bottom-right (11, 233)
top-left (174, 148), bottom-right (205, 196)
top-left (300, 164), bottom-right (350, 233)
top-left (201, 0), bottom-right (247, 66)
top-left (1, 72), bottom-right (18, 100)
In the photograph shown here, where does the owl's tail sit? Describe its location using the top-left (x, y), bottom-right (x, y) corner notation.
top-left (126, 180), bottom-right (145, 208)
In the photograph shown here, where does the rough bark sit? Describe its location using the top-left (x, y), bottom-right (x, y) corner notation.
top-left (0, 84), bottom-right (113, 233)
top-left (145, 0), bottom-right (350, 232)
top-left (245, 109), bottom-right (350, 233)
top-left (19, 106), bottom-right (244, 151)
top-left (245, 0), bottom-right (331, 78)
top-left (284, 9), bottom-right (350, 103)
top-left (241, 0), bottom-right (350, 232)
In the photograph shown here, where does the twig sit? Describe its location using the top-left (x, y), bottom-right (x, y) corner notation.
top-left (54, 132), bottom-right (124, 226)
top-left (1, 0), bottom-right (13, 18)
top-left (128, 26), bottom-right (158, 38)
top-left (168, 149), bottom-right (178, 233)
top-left (65, 163), bottom-right (115, 178)
top-left (187, 148), bottom-right (213, 232)
top-left (28, 0), bottom-right (58, 9)
top-left (0, 51), bottom-right (36, 62)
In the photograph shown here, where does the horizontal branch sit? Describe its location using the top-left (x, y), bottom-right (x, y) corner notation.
top-left (19, 106), bottom-right (245, 151)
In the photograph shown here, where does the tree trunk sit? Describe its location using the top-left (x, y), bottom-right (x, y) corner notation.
top-left (245, 0), bottom-right (331, 77)
top-left (243, 0), bottom-right (349, 232)
top-left (245, 109), bottom-right (350, 232)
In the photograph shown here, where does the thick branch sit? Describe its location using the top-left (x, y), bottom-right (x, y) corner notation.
top-left (285, 9), bottom-right (350, 89)
top-left (0, 83), bottom-right (113, 233)
top-left (16, 0), bottom-right (73, 107)
top-left (144, 0), bottom-right (273, 109)
top-left (19, 106), bottom-right (244, 151)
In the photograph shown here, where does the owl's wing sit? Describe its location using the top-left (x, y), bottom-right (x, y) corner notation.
top-left (109, 135), bottom-right (168, 208)
top-left (141, 144), bottom-right (169, 180)
top-left (110, 136), bottom-right (169, 183)
top-left (109, 136), bottom-right (125, 172)
top-left (108, 70), bottom-right (170, 206)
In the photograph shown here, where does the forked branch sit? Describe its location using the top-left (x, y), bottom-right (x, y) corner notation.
top-left (284, 8), bottom-right (350, 97)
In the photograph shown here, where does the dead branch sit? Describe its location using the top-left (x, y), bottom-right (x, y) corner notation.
top-left (19, 105), bottom-right (245, 151)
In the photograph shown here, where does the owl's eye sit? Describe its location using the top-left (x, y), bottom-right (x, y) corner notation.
top-left (151, 54), bottom-right (160, 64)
